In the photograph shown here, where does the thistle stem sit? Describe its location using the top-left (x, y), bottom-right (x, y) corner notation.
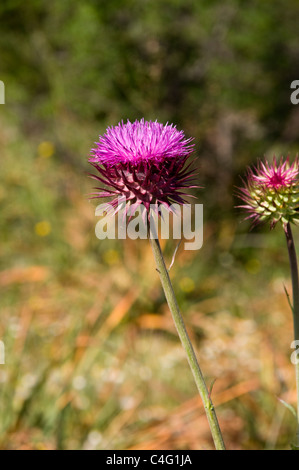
top-left (285, 222), bottom-right (299, 446)
top-left (148, 227), bottom-right (225, 450)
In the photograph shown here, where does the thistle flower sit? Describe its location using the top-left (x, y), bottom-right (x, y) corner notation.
top-left (88, 119), bottom-right (197, 215)
top-left (237, 156), bottom-right (299, 230)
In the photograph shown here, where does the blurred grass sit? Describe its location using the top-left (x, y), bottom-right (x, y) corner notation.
top-left (0, 116), bottom-right (298, 449)
top-left (1, 0), bottom-right (299, 450)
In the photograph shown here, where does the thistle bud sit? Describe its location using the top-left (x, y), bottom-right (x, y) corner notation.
top-left (237, 156), bottom-right (299, 230)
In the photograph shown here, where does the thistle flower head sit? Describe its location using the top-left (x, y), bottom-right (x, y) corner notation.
top-left (88, 119), bottom-right (197, 214)
top-left (237, 156), bottom-right (299, 230)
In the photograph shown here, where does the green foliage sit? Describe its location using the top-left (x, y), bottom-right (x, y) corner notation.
top-left (1, 0), bottom-right (299, 146)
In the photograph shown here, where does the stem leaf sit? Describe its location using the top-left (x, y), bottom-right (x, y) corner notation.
top-left (168, 240), bottom-right (182, 272)
top-left (209, 378), bottom-right (217, 398)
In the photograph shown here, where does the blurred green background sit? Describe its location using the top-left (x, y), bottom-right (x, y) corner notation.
top-left (1, 0), bottom-right (299, 450)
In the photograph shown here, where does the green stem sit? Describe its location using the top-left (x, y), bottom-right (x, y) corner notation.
top-left (285, 222), bottom-right (299, 447)
top-left (148, 226), bottom-right (225, 450)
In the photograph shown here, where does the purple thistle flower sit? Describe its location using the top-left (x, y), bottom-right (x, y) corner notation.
top-left (237, 156), bottom-right (299, 230)
top-left (88, 119), bottom-right (197, 215)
